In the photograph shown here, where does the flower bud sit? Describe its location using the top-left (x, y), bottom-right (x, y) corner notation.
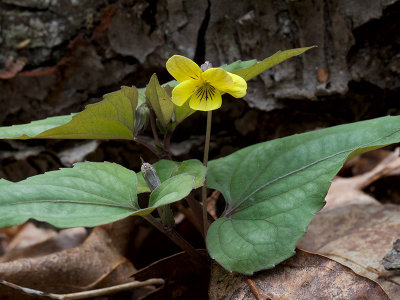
top-left (141, 162), bottom-right (161, 191)
top-left (134, 103), bottom-right (150, 136)
top-left (201, 61), bottom-right (213, 71)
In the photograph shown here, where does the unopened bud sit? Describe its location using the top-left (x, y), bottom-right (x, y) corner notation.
top-left (201, 61), bottom-right (213, 71)
top-left (134, 103), bottom-right (150, 136)
top-left (141, 162), bottom-right (161, 191)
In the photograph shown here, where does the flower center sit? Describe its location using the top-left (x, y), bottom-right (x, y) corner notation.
top-left (195, 82), bottom-right (216, 102)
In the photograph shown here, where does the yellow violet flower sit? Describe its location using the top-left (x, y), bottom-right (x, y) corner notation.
top-left (166, 55), bottom-right (247, 111)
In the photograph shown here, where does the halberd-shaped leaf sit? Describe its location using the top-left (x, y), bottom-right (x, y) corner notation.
top-left (146, 74), bottom-right (174, 128)
top-left (219, 59), bottom-right (257, 73)
top-left (0, 162), bottom-right (197, 228)
top-left (137, 159), bottom-right (206, 193)
top-left (0, 86), bottom-right (138, 140)
top-left (0, 49), bottom-right (314, 139)
top-left (206, 116), bottom-right (400, 274)
top-left (233, 46), bottom-right (316, 81)
top-left (0, 114), bottom-right (74, 139)
top-left (141, 48), bottom-right (313, 123)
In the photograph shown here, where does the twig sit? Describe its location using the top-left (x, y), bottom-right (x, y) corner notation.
top-left (0, 278), bottom-right (164, 300)
top-left (246, 278), bottom-right (272, 300)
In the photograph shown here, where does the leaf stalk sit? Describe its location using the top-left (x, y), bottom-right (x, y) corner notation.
top-left (142, 215), bottom-right (204, 262)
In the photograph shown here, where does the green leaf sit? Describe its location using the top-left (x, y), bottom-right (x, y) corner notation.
top-left (146, 74), bottom-right (174, 128)
top-left (219, 59), bottom-right (257, 73)
top-left (138, 87), bottom-right (147, 106)
top-left (162, 84), bottom-right (195, 124)
top-left (0, 114), bottom-right (74, 139)
top-left (137, 159), bottom-right (206, 193)
top-left (137, 160), bottom-right (178, 193)
top-left (172, 159), bottom-right (207, 188)
top-left (149, 174), bottom-right (195, 207)
top-left (138, 80), bottom-right (178, 107)
top-left (0, 179), bottom-right (12, 186)
top-left (0, 162), bottom-right (137, 228)
top-left (0, 161), bottom-right (198, 229)
top-left (233, 46), bottom-right (316, 81)
top-left (159, 82), bottom-right (194, 124)
top-left (206, 116), bottom-right (400, 274)
top-left (162, 80), bottom-right (179, 89)
top-left (0, 86), bottom-right (138, 140)
top-left (174, 97), bottom-right (196, 123)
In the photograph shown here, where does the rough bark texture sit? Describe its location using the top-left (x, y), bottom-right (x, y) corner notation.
top-left (1, 0), bottom-right (400, 181)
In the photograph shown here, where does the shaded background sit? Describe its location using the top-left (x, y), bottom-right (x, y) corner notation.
top-left (1, 0), bottom-right (400, 181)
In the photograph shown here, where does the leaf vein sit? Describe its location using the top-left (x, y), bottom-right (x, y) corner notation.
top-left (28, 173), bottom-right (132, 204)
top-left (216, 219), bottom-right (247, 262)
top-left (6, 183), bottom-right (132, 208)
top-left (225, 129), bottom-right (400, 216)
top-left (2, 199), bottom-right (134, 210)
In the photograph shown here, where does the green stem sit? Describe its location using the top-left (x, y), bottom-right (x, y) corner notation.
top-left (163, 131), bottom-right (173, 160)
top-left (149, 110), bottom-right (162, 147)
top-left (135, 136), bottom-right (160, 158)
top-left (201, 110), bottom-right (212, 236)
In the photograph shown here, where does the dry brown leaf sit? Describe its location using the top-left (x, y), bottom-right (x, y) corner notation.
top-left (0, 218), bottom-right (158, 299)
top-left (0, 226), bottom-right (135, 294)
top-left (323, 148), bottom-right (400, 212)
top-left (0, 226), bottom-right (24, 240)
top-left (298, 204), bottom-right (400, 298)
top-left (207, 190), bottom-right (220, 220)
top-left (344, 149), bottom-right (392, 176)
top-left (5, 223), bottom-right (57, 253)
top-left (133, 251), bottom-right (210, 300)
top-left (0, 227), bottom-right (87, 263)
top-left (209, 249), bottom-right (389, 300)
top-left (0, 225), bottom-right (25, 255)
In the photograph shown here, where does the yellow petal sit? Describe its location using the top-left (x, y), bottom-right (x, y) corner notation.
top-left (222, 73), bottom-right (247, 98)
top-left (201, 68), bottom-right (233, 90)
top-left (189, 84), bottom-right (222, 111)
top-left (166, 55), bottom-right (202, 82)
top-left (171, 79), bottom-right (200, 106)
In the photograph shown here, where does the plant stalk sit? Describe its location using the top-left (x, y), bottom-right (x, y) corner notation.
top-left (201, 110), bottom-right (212, 236)
top-left (135, 136), bottom-right (160, 158)
top-left (149, 110), bottom-right (162, 147)
top-left (185, 193), bottom-right (205, 237)
top-left (142, 215), bottom-right (203, 261)
top-left (163, 131), bottom-right (173, 160)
